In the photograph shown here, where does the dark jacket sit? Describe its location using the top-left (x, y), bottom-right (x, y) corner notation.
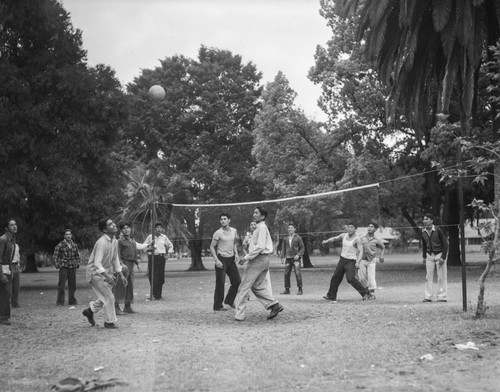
top-left (0, 232), bottom-right (16, 265)
top-left (281, 234), bottom-right (305, 260)
top-left (422, 226), bottom-right (448, 259)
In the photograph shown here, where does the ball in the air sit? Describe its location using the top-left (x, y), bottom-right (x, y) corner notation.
top-left (148, 85), bottom-right (165, 101)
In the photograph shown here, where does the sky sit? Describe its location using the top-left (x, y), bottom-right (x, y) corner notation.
top-left (60, 0), bottom-right (331, 121)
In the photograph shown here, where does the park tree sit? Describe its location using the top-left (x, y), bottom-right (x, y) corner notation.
top-left (310, 5), bottom-right (426, 244)
top-left (124, 46), bottom-right (264, 270)
top-left (0, 0), bottom-right (127, 269)
top-left (252, 72), bottom-right (352, 265)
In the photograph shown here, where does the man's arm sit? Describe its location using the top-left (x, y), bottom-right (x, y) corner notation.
top-left (378, 239), bottom-right (385, 262)
top-left (297, 236), bottom-right (305, 258)
top-left (232, 230), bottom-right (240, 262)
top-left (355, 237), bottom-right (364, 266)
top-left (421, 232), bottom-right (428, 262)
top-left (210, 236), bottom-right (223, 268)
top-left (53, 244), bottom-right (61, 268)
top-left (438, 228), bottom-right (449, 260)
top-left (164, 236), bottom-right (174, 254)
top-left (322, 234), bottom-right (343, 245)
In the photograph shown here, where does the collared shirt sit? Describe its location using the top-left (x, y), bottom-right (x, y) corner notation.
top-left (118, 236), bottom-right (148, 263)
top-left (53, 240), bottom-right (81, 268)
top-left (86, 234), bottom-right (122, 274)
top-left (361, 235), bottom-right (385, 261)
top-left (12, 244), bottom-right (20, 264)
top-left (245, 221), bottom-right (273, 261)
top-left (212, 227), bottom-right (237, 257)
top-left (143, 234), bottom-right (174, 255)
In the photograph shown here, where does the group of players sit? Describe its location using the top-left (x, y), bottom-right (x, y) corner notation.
top-left (0, 209), bottom-right (448, 327)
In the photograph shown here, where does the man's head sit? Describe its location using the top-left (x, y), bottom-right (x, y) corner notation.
top-left (367, 222), bottom-right (379, 234)
top-left (219, 213), bottom-right (230, 227)
top-left (63, 229), bottom-right (72, 241)
top-left (253, 206), bottom-right (268, 222)
top-left (119, 221), bottom-right (132, 236)
top-left (422, 213), bottom-right (434, 228)
top-left (346, 222), bottom-right (357, 235)
top-left (98, 218), bottom-right (117, 235)
top-left (4, 219), bottom-right (17, 235)
top-left (249, 221), bottom-right (257, 232)
top-left (155, 222), bottom-right (164, 235)
top-left (287, 223), bottom-right (296, 235)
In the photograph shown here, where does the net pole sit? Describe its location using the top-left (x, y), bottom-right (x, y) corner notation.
top-left (149, 187), bottom-right (156, 301)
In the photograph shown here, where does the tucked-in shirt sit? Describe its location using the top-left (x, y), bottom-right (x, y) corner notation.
top-left (245, 221), bottom-right (273, 261)
top-left (143, 234), bottom-right (174, 255)
top-left (119, 236), bottom-right (147, 263)
top-left (86, 234), bottom-right (122, 275)
top-left (212, 227), bottom-right (237, 257)
top-left (53, 240), bottom-right (81, 268)
top-left (361, 235), bottom-right (385, 261)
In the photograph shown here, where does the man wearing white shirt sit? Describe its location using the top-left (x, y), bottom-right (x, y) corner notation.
top-left (234, 207), bottom-right (283, 321)
top-left (143, 222), bottom-right (174, 300)
top-left (82, 218), bottom-right (127, 329)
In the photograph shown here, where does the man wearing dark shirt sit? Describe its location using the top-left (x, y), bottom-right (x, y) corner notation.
top-left (53, 229), bottom-right (81, 306)
top-left (117, 222), bottom-right (147, 314)
top-left (421, 213), bottom-right (449, 302)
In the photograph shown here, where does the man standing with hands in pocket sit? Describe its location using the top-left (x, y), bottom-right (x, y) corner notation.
top-left (280, 223), bottom-right (305, 295)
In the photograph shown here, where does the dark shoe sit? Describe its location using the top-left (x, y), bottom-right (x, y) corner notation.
top-left (104, 322), bottom-right (119, 329)
top-left (154, 297), bottom-right (164, 300)
top-left (297, 289), bottom-right (303, 295)
top-left (224, 302), bottom-right (235, 309)
top-left (437, 299), bottom-right (447, 302)
top-left (362, 293), bottom-right (375, 301)
top-left (267, 304), bottom-right (284, 319)
top-left (214, 307), bottom-right (228, 311)
top-left (280, 289), bottom-right (290, 295)
top-left (56, 303), bottom-right (64, 307)
top-left (115, 304), bottom-right (126, 316)
top-left (69, 300), bottom-right (77, 305)
top-left (423, 299), bottom-right (432, 303)
top-left (0, 319), bottom-right (11, 325)
top-left (323, 295), bottom-right (336, 301)
top-left (123, 305), bottom-right (137, 314)
top-left (82, 308), bottom-right (95, 326)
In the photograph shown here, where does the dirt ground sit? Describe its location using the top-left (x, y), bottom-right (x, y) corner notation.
top-left (2, 254), bottom-right (500, 392)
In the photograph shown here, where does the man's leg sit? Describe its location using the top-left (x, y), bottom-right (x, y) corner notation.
top-left (326, 258), bottom-right (346, 300)
top-left (424, 257), bottom-right (436, 301)
top-left (213, 257), bottom-right (227, 310)
top-left (249, 255), bottom-right (278, 309)
top-left (224, 258), bottom-right (241, 307)
top-left (89, 274), bottom-right (117, 324)
top-left (366, 261), bottom-right (377, 292)
top-left (67, 267), bottom-right (77, 305)
top-left (436, 255), bottom-right (447, 301)
top-left (344, 260), bottom-right (370, 298)
top-left (295, 260), bottom-right (303, 293)
top-left (0, 275), bottom-right (12, 322)
top-left (235, 257), bottom-right (271, 320)
top-left (56, 267), bottom-right (68, 306)
top-left (10, 265), bottom-right (20, 307)
top-left (154, 255), bottom-right (166, 299)
top-left (123, 260), bottom-right (135, 308)
top-left (282, 260), bottom-right (292, 293)
top-left (357, 260), bottom-right (369, 288)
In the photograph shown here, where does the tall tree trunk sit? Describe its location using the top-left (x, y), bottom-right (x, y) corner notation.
top-left (24, 253), bottom-right (38, 273)
top-left (443, 187), bottom-right (461, 266)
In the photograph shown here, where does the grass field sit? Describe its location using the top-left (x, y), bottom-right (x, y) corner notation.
top-left (2, 254), bottom-right (499, 392)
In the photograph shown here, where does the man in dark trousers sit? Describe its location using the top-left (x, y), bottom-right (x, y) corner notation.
top-left (280, 223), bottom-right (305, 295)
top-left (0, 218), bottom-right (17, 325)
top-left (53, 229), bottom-right (81, 306)
top-left (210, 213), bottom-right (241, 311)
top-left (421, 213), bottom-right (449, 302)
